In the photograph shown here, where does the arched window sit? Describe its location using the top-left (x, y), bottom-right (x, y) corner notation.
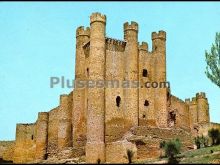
top-left (31, 135), bottom-right (34, 140)
top-left (144, 100), bottom-right (149, 106)
top-left (143, 114), bottom-right (146, 118)
top-left (143, 69), bottom-right (148, 77)
top-left (116, 96), bottom-right (121, 107)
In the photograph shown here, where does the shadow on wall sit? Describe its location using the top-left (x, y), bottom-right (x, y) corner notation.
top-left (0, 158), bottom-right (13, 164)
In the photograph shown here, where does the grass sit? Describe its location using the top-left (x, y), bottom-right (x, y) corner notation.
top-left (134, 145), bottom-right (220, 164)
top-left (179, 145), bottom-right (220, 164)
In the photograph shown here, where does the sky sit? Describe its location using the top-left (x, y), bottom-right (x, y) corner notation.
top-left (0, 2), bottom-right (220, 140)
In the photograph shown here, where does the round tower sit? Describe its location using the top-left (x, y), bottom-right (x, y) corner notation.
top-left (123, 21), bottom-right (139, 126)
top-left (35, 112), bottom-right (49, 160)
top-left (152, 30), bottom-right (166, 82)
top-left (75, 26), bottom-right (90, 80)
top-left (151, 31), bottom-right (167, 128)
top-left (86, 12), bottom-right (106, 163)
top-left (197, 92), bottom-right (210, 123)
top-left (58, 95), bottom-right (72, 151)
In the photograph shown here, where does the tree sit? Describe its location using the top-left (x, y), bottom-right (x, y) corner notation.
top-left (205, 32), bottom-right (220, 88)
top-left (208, 128), bottom-right (220, 145)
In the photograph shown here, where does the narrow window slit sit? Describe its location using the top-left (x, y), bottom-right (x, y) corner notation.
top-left (116, 96), bottom-right (121, 107)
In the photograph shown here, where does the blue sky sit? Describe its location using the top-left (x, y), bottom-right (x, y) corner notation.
top-left (0, 2), bottom-right (220, 140)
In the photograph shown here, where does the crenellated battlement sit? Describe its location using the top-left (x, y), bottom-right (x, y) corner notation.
top-left (187, 97), bottom-right (197, 105)
top-left (76, 26), bottom-right (90, 38)
top-left (106, 37), bottom-right (126, 52)
top-left (123, 21), bottom-right (138, 31)
top-left (90, 12), bottom-right (106, 24)
top-left (138, 42), bottom-right (148, 51)
top-left (196, 92), bottom-right (206, 99)
top-left (10, 12), bottom-right (215, 164)
top-left (185, 92), bottom-right (207, 106)
top-left (152, 30), bottom-right (166, 41)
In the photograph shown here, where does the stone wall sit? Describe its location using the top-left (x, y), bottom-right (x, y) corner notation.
top-left (47, 107), bottom-right (59, 158)
top-left (170, 95), bottom-right (190, 131)
top-left (128, 126), bottom-right (194, 160)
top-left (198, 122), bottom-right (220, 137)
top-left (0, 141), bottom-right (15, 162)
top-left (13, 123), bottom-right (36, 163)
top-left (138, 42), bottom-right (156, 127)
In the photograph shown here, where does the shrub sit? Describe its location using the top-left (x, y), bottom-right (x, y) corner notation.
top-left (195, 136), bottom-right (201, 149)
top-left (160, 139), bottom-right (181, 164)
top-left (195, 135), bottom-right (209, 149)
top-left (126, 149), bottom-right (134, 164)
top-left (208, 128), bottom-right (220, 145)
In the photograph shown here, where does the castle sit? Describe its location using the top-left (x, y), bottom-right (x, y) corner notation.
top-left (1, 12), bottom-right (220, 164)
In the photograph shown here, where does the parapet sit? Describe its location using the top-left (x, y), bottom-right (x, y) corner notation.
top-left (76, 26), bottom-right (90, 38)
top-left (139, 42), bottom-right (148, 51)
top-left (90, 12), bottom-right (106, 24)
top-left (38, 112), bottom-right (48, 121)
top-left (196, 92), bottom-right (206, 99)
top-left (152, 30), bottom-right (166, 41)
top-left (106, 37), bottom-right (126, 52)
top-left (123, 21), bottom-right (138, 32)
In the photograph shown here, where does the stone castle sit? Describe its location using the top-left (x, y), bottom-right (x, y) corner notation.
top-left (1, 12), bottom-right (220, 164)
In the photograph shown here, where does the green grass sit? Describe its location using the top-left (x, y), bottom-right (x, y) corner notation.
top-left (179, 145), bottom-right (220, 164)
top-left (134, 145), bottom-right (220, 164)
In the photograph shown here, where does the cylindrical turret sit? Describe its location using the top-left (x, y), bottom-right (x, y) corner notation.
top-left (186, 97), bottom-right (198, 131)
top-left (152, 31), bottom-right (167, 128)
top-left (152, 30), bottom-right (166, 82)
top-left (123, 21), bottom-right (139, 126)
top-left (86, 12), bottom-right (106, 163)
top-left (35, 112), bottom-right (49, 160)
top-left (75, 26), bottom-right (90, 80)
top-left (58, 95), bottom-right (72, 150)
top-left (197, 92), bottom-right (210, 123)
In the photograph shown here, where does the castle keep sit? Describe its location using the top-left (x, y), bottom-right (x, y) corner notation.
top-left (1, 13), bottom-right (220, 164)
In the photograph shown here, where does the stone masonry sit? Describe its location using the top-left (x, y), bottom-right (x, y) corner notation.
top-left (1, 12), bottom-right (220, 164)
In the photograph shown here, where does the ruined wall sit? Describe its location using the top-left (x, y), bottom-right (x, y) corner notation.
top-left (129, 126), bottom-right (194, 160)
top-left (0, 141), bottom-right (15, 162)
top-left (13, 123), bottom-right (36, 163)
top-left (170, 95), bottom-right (190, 131)
top-left (105, 140), bottom-right (137, 163)
top-left (198, 122), bottom-right (220, 137)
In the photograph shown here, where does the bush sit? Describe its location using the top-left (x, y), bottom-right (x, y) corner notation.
top-left (195, 135), bottom-right (209, 149)
top-left (126, 149), bottom-right (134, 164)
top-left (208, 128), bottom-right (220, 145)
top-left (160, 138), bottom-right (181, 164)
top-left (195, 136), bottom-right (201, 149)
